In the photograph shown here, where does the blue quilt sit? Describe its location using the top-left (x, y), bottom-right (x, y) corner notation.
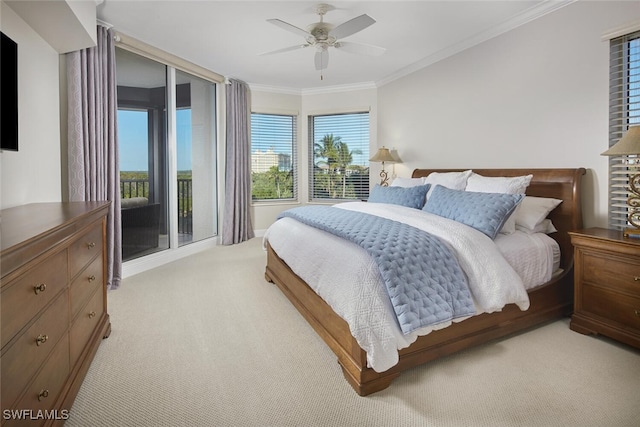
top-left (278, 206), bottom-right (476, 334)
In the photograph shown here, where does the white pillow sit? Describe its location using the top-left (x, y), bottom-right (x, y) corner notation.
top-left (390, 177), bottom-right (426, 188)
top-left (516, 219), bottom-right (558, 234)
top-left (465, 173), bottom-right (533, 234)
top-left (515, 196), bottom-right (562, 230)
top-left (465, 173), bottom-right (533, 194)
top-left (424, 170), bottom-right (472, 198)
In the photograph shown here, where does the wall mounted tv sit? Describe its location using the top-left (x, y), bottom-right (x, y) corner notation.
top-left (1, 31), bottom-right (18, 151)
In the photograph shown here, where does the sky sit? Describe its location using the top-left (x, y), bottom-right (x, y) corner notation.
top-left (118, 109), bottom-right (192, 171)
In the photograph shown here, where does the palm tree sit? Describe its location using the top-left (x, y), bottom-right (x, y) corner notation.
top-left (334, 141), bottom-right (362, 198)
top-left (314, 134), bottom-right (342, 197)
top-left (265, 165), bottom-right (282, 198)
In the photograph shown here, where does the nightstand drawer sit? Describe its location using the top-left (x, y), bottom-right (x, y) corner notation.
top-left (582, 284), bottom-right (640, 329)
top-left (582, 252), bottom-right (640, 295)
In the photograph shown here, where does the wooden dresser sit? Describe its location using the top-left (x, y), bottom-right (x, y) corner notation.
top-left (1, 202), bottom-right (111, 426)
top-left (569, 228), bottom-right (640, 349)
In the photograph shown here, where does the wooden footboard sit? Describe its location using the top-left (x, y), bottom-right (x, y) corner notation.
top-left (266, 242), bottom-right (573, 395)
top-left (265, 168), bottom-right (585, 395)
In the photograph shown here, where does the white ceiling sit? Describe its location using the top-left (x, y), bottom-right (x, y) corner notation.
top-left (97, 1), bottom-right (572, 93)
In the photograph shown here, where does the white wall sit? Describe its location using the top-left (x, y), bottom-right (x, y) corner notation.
top-left (0, 2), bottom-right (63, 209)
top-left (378, 1), bottom-right (640, 229)
top-left (250, 86), bottom-right (377, 232)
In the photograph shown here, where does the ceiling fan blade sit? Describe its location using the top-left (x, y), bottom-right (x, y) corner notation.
top-left (260, 44), bottom-right (310, 56)
top-left (267, 19), bottom-right (311, 39)
top-left (335, 41), bottom-right (385, 56)
top-left (315, 49), bottom-right (329, 71)
top-left (329, 14), bottom-right (376, 39)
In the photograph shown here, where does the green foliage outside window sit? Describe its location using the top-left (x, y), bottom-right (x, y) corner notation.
top-left (313, 134), bottom-right (367, 199)
top-left (252, 166), bottom-right (294, 200)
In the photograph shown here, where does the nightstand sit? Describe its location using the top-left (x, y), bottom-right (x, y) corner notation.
top-left (568, 228), bottom-right (640, 349)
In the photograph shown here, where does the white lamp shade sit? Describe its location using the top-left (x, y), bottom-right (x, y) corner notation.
top-left (369, 147), bottom-right (396, 163)
top-left (602, 125), bottom-right (640, 156)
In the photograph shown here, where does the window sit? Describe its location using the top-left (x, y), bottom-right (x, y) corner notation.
top-left (250, 113), bottom-right (297, 201)
top-left (309, 112), bottom-right (370, 201)
top-left (608, 31), bottom-right (640, 230)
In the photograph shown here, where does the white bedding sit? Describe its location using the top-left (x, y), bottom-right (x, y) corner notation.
top-left (494, 231), bottom-right (560, 290)
top-left (264, 202), bottom-right (543, 373)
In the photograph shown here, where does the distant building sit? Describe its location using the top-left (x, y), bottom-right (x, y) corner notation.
top-left (252, 148), bottom-right (291, 173)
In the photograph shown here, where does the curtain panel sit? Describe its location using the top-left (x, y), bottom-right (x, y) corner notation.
top-left (222, 79), bottom-right (255, 245)
top-left (67, 25), bottom-right (122, 289)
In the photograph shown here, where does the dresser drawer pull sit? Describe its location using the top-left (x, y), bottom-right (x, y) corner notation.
top-left (88, 311), bottom-right (96, 319)
top-left (36, 334), bottom-right (48, 346)
top-left (635, 310), bottom-right (640, 317)
top-left (87, 242), bottom-right (96, 249)
top-left (88, 275), bottom-right (96, 283)
top-left (38, 389), bottom-right (49, 402)
top-left (33, 283), bottom-right (47, 295)
top-left (635, 276), bottom-right (640, 282)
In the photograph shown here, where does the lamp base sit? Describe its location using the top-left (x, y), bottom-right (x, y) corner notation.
top-left (379, 169), bottom-right (389, 187)
top-left (623, 227), bottom-right (640, 239)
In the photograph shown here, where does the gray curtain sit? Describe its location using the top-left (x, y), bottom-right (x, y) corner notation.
top-left (222, 79), bottom-right (254, 245)
top-left (67, 26), bottom-right (122, 290)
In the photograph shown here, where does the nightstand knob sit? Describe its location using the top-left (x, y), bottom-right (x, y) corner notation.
top-left (634, 276), bottom-right (639, 282)
top-left (635, 310), bottom-right (640, 317)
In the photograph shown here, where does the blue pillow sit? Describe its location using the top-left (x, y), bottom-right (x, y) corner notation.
top-left (423, 185), bottom-right (525, 239)
top-left (368, 184), bottom-right (431, 209)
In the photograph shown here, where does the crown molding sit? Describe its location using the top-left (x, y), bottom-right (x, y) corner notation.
top-left (301, 81), bottom-right (377, 96)
top-left (602, 18), bottom-right (640, 41)
top-left (249, 81), bottom-right (377, 96)
top-left (376, 0), bottom-right (577, 88)
top-left (248, 84), bottom-right (302, 96)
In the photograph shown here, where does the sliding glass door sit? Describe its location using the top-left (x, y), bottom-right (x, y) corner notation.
top-left (116, 48), bottom-right (218, 261)
top-left (175, 70), bottom-right (217, 245)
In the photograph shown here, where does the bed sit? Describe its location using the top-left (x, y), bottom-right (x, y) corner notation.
top-left (264, 168), bottom-right (585, 395)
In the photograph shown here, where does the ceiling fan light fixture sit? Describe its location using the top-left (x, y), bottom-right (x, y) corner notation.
top-left (263, 3), bottom-right (384, 75)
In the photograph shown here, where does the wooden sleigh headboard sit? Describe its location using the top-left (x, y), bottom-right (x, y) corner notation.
top-left (411, 168), bottom-right (586, 270)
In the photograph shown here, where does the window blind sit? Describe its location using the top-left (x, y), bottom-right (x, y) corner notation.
top-left (250, 113), bottom-right (297, 201)
top-left (609, 31), bottom-right (640, 229)
top-left (309, 112), bottom-right (370, 201)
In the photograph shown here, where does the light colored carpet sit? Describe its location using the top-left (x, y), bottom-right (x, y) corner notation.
top-left (68, 238), bottom-right (640, 427)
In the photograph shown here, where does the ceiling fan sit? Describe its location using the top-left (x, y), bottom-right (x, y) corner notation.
top-left (262, 3), bottom-right (385, 76)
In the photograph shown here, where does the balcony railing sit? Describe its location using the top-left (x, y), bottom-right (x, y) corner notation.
top-left (120, 178), bottom-right (193, 235)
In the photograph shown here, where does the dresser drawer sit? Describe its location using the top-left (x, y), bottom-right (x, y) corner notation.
top-left (70, 255), bottom-right (103, 320)
top-left (69, 223), bottom-right (103, 280)
top-left (582, 284), bottom-right (640, 330)
top-left (4, 334), bottom-right (70, 427)
top-left (1, 291), bottom-right (69, 411)
top-left (1, 250), bottom-right (68, 349)
top-left (70, 288), bottom-right (104, 367)
top-left (581, 251), bottom-right (640, 295)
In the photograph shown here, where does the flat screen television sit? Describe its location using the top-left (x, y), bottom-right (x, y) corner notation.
top-left (1, 31), bottom-right (18, 151)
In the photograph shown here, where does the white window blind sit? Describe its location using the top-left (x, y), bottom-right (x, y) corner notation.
top-left (309, 112), bottom-right (370, 201)
top-left (609, 31), bottom-right (640, 229)
top-left (250, 113), bottom-right (297, 201)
